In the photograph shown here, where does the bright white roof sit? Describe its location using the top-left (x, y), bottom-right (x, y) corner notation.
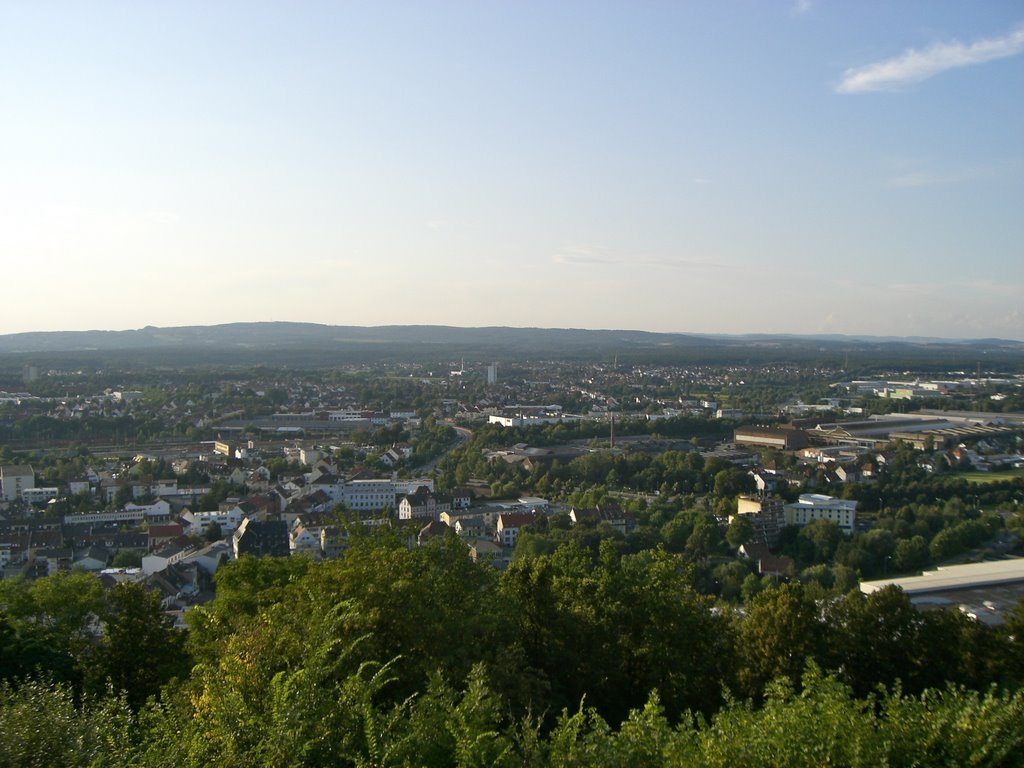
top-left (861, 558), bottom-right (1024, 595)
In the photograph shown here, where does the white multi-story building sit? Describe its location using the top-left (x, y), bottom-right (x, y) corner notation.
top-left (335, 477), bottom-right (435, 512)
top-left (784, 493), bottom-right (857, 534)
top-left (341, 479), bottom-right (396, 511)
top-left (64, 499), bottom-right (172, 526)
top-left (0, 465), bottom-right (35, 502)
top-left (327, 410), bottom-right (369, 422)
top-left (181, 506), bottom-right (247, 536)
top-left (394, 478), bottom-right (433, 496)
top-left (733, 495), bottom-right (786, 548)
top-left (101, 478), bottom-right (179, 503)
top-left (22, 487), bottom-right (59, 505)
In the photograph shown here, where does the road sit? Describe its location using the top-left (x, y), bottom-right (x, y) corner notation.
top-left (420, 424), bottom-right (473, 475)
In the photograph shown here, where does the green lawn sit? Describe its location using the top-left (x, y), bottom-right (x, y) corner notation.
top-left (961, 468), bottom-right (1024, 484)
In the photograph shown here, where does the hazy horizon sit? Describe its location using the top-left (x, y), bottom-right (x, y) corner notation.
top-left (0, 319), bottom-right (1021, 345)
top-left (2, 2), bottom-right (1021, 339)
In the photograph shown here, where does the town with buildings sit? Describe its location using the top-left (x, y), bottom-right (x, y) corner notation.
top-left (1, 329), bottom-right (1024, 768)
top-left (2, 352), bottom-right (1024, 630)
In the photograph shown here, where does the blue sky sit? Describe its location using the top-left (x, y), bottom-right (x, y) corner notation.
top-left (1, 1), bottom-right (1021, 339)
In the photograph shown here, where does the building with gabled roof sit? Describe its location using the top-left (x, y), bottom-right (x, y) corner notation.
top-left (233, 518), bottom-right (290, 558)
top-left (496, 510), bottom-right (539, 548)
top-left (398, 487), bottom-right (452, 521)
top-left (568, 502), bottom-right (637, 535)
top-left (72, 545), bottom-right (110, 572)
top-left (417, 520), bottom-right (451, 546)
top-left (142, 542), bottom-right (196, 575)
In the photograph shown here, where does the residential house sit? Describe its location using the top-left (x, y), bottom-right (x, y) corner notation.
top-left (142, 543), bottom-right (196, 575)
top-left (320, 526), bottom-right (348, 560)
top-left (470, 540), bottom-right (512, 570)
top-left (21, 487), bottom-right (59, 505)
top-left (34, 547), bottom-right (73, 575)
top-left (834, 465), bottom-right (862, 483)
top-left (398, 488), bottom-right (452, 521)
top-left (740, 542), bottom-right (795, 578)
top-left (568, 503), bottom-right (637, 535)
top-left (290, 524), bottom-right (322, 558)
top-left (451, 488), bottom-right (474, 510)
top-left (246, 466), bottom-right (272, 490)
top-left (181, 506), bottom-right (245, 537)
top-left (750, 470), bottom-right (779, 494)
top-left (148, 523), bottom-right (184, 551)
top-left (417, 520), bottom-right (451, 546)
top-left (72, 545), bottom-right (110, 572)
top-left (233, 518), bottom-right (290, 558)
top-left (496, 511), bottom-right (539, 548)
top-left (453, 516), bottom-right (487, 539)
top-left (381, 443), bottom-right (413, 467)
top-left (180, 541), bottom-right (232, 576)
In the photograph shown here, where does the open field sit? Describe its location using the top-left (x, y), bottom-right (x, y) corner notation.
top-left (962, 468), bottom-right (1024, 484)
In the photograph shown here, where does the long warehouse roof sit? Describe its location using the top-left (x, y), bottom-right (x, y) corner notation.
top-left (861, 558), bottom-right (1024, 595)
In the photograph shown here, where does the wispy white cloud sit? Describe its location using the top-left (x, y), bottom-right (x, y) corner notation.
top-left (889, 166), bottom-right (988, 188)
top-left (836, 23), bottom-right (1024, 93)
top-left (963, 279), bottom-right (1024, 299)
top-left (885, 157), bottom-right (1020, 188)
top-left (791, 0), bottom-right (813, 18)
top-left (552, 245), bottom-right (734, 270)
top-left (553, 247), bottom-right (616, 266)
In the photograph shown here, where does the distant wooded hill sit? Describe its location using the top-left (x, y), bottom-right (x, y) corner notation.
top-left (0, 322), bottom-right (1022, 369)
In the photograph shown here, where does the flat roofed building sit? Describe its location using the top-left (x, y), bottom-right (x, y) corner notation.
top-left (0, 465), bottom-right (35, 502)
top-left (861, 559), bottom-right (1024, 596)
top-left (21, 487), bottom-right (58, 504)
top-left (733, 495), bottom-right (786, 548)
top-left (784, 493), bottom-right (857, 534)
top-left (861, 559), bottom-right (1024, 625)
top-left (341, 479), bottom-right (395, 511)
top-left (733, 426), bottom-right (808, 450)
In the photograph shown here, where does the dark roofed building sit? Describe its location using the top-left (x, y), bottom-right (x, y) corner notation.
top-left (398, 487), bottom-right (452, 522)
top-left (417, 520), bottom-right (452, 546)
top-left (233, 518), bottom-right (290, 558)
top-left (568, 503), bottom-right (638, 535)
top-left (740, 542), bottom-right (795, 578)
top-left (72, 545), bottom-right (110, 571)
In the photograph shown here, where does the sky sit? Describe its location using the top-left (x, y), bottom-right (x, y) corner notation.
top-left (1, 1), bottom-right (1022, 340)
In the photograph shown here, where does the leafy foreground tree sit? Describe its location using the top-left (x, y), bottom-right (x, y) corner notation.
top-left (502, 539), bottom-right (733, 725)
top-left (84, 582), bottom-right (191, 708)
top-left (3, 535), bottom-right (1024, 766)
top-left (4, 663), bottom-right (1024, 768)
top-left (0, 680), bottom-right (135, 768)
top-left (0, 576), bottom-right (189, 708)
top-left (545, 666), bottom-right (1024, 768)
